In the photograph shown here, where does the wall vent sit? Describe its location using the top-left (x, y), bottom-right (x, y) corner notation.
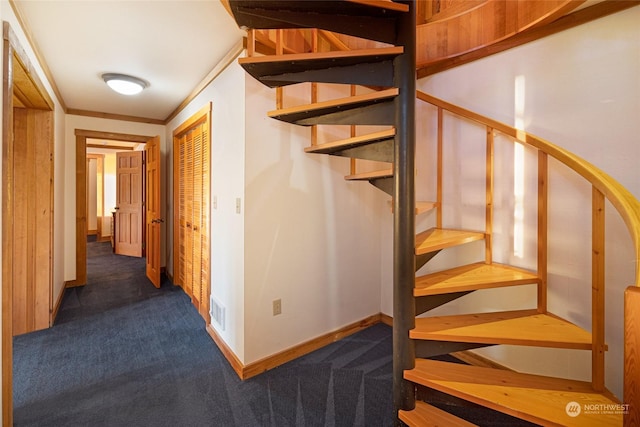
top-left (210, 295), bottom-right (226, 331)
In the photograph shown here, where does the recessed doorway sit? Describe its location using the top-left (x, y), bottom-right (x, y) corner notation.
top-left (72, 130), bottom-right (158, 288)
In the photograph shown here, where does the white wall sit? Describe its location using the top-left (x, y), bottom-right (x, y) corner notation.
top-left (243, 78), bottom-right (386, 363)
top-left (405, 7), bottom-right (639, 399)
top-left (165, 58), bottom-right (247, 360)
top-left (63, 115), bottom-right (165, 281)
top-left (166, 55), bottom-right (387, 364)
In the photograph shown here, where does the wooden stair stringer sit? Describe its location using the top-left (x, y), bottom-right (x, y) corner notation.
top-left (405, 359), bottom-right (623, 427)
top-left (411, 309), bottom-right (596, 350)
top-left (238, 47), bottom-right (403, 88)
top-left (415, 262), bottom-right (540, 296)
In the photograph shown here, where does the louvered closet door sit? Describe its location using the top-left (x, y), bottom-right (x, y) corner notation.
top-left (191, 125), bottom-right (203, 310)
top-left (178, 134), bottom-right (187, 290)
top-left (198, 123), bottom-right (210, 319)
top-left (184, 131), bottom-right (194, 297)
top-left (174, 105), bottom-right (210, 322)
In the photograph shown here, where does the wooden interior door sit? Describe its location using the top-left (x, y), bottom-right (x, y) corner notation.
top-left (115, 151), bottom-right (143, 257)
top-left (145, 136), bottom-right (162, 287)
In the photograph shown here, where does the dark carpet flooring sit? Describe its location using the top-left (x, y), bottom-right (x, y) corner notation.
top-left (13, 241), bottom-right (537, 426)
top-left (13, 241), bottom-right (394, 426)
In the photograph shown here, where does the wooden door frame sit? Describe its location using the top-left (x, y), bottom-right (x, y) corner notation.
top-left (2, 22), bottom-right (55, 427)
top-left (71, 130), bottom-right (154, 288)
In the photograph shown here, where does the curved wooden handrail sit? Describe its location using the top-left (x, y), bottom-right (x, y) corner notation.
top-left (417, 90), bottom-right (640, 285)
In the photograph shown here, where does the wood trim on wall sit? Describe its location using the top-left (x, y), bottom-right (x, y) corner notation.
top-left (6, 3), bottom-right (60, 110)
top-left (206, 313), bottom-right (383, 381)
top-left (164, 41), bottom-right (243, 124)
top-left (68, 108), bottom-right (164, 125)
top-left (1, 24), bottom-right (16, 427)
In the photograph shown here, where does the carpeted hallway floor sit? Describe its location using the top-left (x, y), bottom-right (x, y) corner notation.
top-left (13, 240), bottom-right (537, 426)
top-left (13, 241), bottom-right (395, 426)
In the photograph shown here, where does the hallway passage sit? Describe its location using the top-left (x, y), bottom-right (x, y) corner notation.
top-left (12, 241), bottom-right (396, 426)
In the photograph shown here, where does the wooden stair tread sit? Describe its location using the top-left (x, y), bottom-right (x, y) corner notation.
top-left (411, 309), bottom-right (594, 350)
top-left (229, 0), bottom-right (408, 44)
top-left (415, 262), bottom-right (539, 296)
top-left (415, 228), bottom-right (485, 255)
top-left (399, 400), bottom-right (477, 427)
top-left (305, 129), bottom-right (395, 155)
top-left (268, 88), bottom-right (398, 126)
top-left (239, 47), bottom-right (403, 88)
top-left (345, 168), bottom-right (393, 181)
top-left (405, 359), bottom-right (622, 427)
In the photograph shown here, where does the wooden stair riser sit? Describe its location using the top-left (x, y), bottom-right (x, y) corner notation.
top-left (230, 1), bottom-right (408, 44)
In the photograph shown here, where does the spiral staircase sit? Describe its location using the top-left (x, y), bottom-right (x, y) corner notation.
top-left (226, 1), bottom-right (640, 425)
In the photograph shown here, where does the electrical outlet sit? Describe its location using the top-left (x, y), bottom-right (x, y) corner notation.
top-left (273, 299), bottom-right (282, 316)
top-left (236, 198), bottom-right (241, 214)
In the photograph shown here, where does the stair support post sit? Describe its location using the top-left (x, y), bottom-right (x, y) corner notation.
top-left (592, 186), bottom-right (606, 392)
top-left (393, 1), bottom-right (417, 423)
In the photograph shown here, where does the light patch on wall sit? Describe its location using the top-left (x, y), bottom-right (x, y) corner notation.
top-left (513, 75), bottom-right (526, 259)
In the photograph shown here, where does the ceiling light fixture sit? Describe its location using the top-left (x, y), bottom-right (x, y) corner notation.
top-left (102, 73), bottom-right (148, 96)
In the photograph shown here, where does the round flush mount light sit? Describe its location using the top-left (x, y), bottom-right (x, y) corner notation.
top-left (102, 73), bottom-right (148, 95)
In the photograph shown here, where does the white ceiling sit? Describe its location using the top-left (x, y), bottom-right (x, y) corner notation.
top-left (13, 0), bottom-right (245, 121)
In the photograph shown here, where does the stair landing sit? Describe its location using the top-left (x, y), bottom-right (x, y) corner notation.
top-left (405, 359), bottom-right (623, 427)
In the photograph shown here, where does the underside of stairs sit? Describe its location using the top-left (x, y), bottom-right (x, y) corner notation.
top-left (227, 1), bottom-right (633, 425)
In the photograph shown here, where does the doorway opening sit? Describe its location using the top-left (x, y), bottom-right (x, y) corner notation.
top-left (73, 130), bottom-right (161, 288)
